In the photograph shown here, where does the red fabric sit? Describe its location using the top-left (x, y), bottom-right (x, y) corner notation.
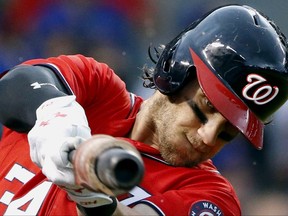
top-left (118, 139), bottom-right (241, 216)
top-left (0, 55), bottom-right (240, 215)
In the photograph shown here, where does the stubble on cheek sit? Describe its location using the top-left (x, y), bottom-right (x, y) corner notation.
top-left (154, 105), bottom-right (202, 167)
top-left (156, 126), bottom-right (182, 166)
top-left (158, 132), bottom-right (202, 167)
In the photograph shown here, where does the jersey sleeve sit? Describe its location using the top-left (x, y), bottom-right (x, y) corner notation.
top-left (22, 55), bottom-right (142, 136)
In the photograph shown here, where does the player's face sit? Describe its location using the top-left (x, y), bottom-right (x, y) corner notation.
top-left (155, 80), bottom-right (239, 167)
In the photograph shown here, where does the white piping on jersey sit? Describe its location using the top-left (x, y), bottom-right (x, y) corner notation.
top-left (46, 63), bottom-right (75, 95)
top-left (130, 92), bottom-right (136, 107)
top-left (141, 153), bottom-right (221, 174)
top-left (125, 92), bottom-right (136, 119)
top-left (209, 169), bottom-right (221, 174)
top-left (137, 200), bottom-right (165, 216)
top-left (141, 153), bottom-right (170, 165)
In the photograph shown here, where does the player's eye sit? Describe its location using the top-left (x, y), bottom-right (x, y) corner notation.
top-left (204, 97), bottom-right (215, 112)
top-left (188, 100), bottom-right (208, 124)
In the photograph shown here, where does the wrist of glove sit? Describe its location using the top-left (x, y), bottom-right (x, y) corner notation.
top-left (28, 95), bottom-right (91, 187)
top-left (64, 186), bottom-right (117, 216)
top-left (66, 186), bottom-right (114, 208)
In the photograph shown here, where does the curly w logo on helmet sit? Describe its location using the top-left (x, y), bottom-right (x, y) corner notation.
top-left (242, 74), bottom-right (279, 105)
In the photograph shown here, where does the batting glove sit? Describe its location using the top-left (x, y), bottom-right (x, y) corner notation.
top-left (28, 95), bottom-right (91, 187)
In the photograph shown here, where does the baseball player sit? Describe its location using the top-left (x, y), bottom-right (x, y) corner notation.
top-left (0, 4), bottom-right (287, 216)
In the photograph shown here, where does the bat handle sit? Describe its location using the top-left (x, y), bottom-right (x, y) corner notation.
top-left (95, 147), bottom-right (144, 190)
top-left (68, 147), bottom-right (144, 191)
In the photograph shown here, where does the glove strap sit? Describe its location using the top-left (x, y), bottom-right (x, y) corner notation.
top-left (67, 191), bottom-right (113, 208)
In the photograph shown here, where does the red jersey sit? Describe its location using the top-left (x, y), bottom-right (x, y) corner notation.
top-left (0, 55), bottom-right (241, 215)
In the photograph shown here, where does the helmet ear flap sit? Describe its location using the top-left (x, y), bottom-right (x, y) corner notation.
top-left (153, 64), bottom-right (197, 95)
top-left (186, 65), bottom-right (197, 81)
top-left (163, 53), bottom-right (173, 73)
top-left (178, 65), bottom-right (198, 91)
top-left (153, 41), bottom-right (196, 95)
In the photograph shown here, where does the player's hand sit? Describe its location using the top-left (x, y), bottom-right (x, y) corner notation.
top-left (28, 95), bottom-right (91, 187)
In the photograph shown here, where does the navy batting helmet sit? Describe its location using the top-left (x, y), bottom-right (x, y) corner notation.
top-left (153, 5), bottom-right (288, 149)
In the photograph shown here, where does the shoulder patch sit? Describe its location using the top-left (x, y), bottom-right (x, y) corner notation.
top-left (190, 200), bottom-right (223, 216)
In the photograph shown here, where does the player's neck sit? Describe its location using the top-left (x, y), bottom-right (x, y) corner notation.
top-left (128, 97), bottom-right (159, 150)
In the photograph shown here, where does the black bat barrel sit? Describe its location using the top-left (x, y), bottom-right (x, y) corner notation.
top-left (94, 147), bottom-right (144, 191)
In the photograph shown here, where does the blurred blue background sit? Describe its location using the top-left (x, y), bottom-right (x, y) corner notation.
top-left (0, 0), bottom-right (287, 214)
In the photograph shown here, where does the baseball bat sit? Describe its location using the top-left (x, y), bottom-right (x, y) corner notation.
top-left (69, 135), bottom-right (144, 195)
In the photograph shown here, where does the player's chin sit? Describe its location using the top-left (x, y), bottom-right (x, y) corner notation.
top-left (164, 152), bottom-right (205, 167)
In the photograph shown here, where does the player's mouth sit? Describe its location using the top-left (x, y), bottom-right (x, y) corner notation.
top-left (192, 142), bottom-right (212, 157)
top-left (185, 135), bottom-right (210, 154)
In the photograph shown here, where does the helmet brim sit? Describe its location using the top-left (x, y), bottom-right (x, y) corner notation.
top-left (190, 48), bottom-right (264, 150)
